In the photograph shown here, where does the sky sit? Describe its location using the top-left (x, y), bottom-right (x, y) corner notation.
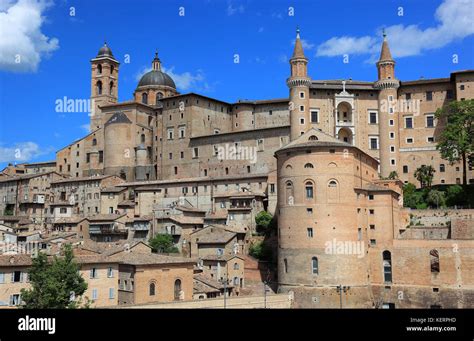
top-left (0, 0), bottom-right (473, 168)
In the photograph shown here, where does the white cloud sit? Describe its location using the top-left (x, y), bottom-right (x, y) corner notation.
top-left (80, 124), bottom-right (90, 134)
top-left (227, 0), bottom-right (244, 16)
top-left (0, 0), bottom-right (59, 72)
top-left (316, 0), bottom-right (474, 59)
top-left (0, 142), bottom-right (51, 163)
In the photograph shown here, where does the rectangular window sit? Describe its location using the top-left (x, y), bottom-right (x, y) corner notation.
top-left (440, 164), bottom-right (445, 172)
top-left (307, 228), bottom-right (313, 238)
top-left (90, 268), bottom-right (98, 279)
top-left (311, 110), bottom-right (319, 123)
top-left (307, 208), bottom-right (313, 215)
top-left (0, 272), bottom-right (4, 283)
top-left (370, 239), bottom-right (376, 246)
top-left (426, 115), bottom-right (435, 128)
top-left (405, 117), bottom-right (413, 129)
top-left (426, 91), bottom-right (433, 101)
top-left (109, 288), bottom-right (115, 299)
top-left (369, 137), bottom-right (378, 150)
top-left (10, 294), bottom-right (20, 306)
top-left (368, 194), bottom-right (374, 200)
top-left (299, 92), bottom-right (305, 99)
top-left (193, 147), bottom-right (199, 158)
top-left (257, 139), bottom-right (264, 152)
top-left (389, 132), bottom-right (395, 139)
top-left (107, 267), bottom-right (114, 278)
top-left (405, 93), bottom-right (411, 100)
top-left (92, 289), bottom-right (98, 300)
top-left (389, 119), bottom-right (394, 126)
top-left (369, 112), bottom-right (377, 124)
top-left (403, 165), bottom-right (408, 174)
top-left (167, 128), bottom-right (174, 140)
top-left (270, 184), bottom-right (275, 193)
top-left (300, 117), bottom-right (305, 125)
top-left (406, 138), bottom-right (414, 144)
top-left (299, 105), bottom-right (304, 112)
top-left (369, 209), bottom-right (374, 215)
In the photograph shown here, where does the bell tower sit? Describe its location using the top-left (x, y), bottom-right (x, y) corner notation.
top-left (374, 31), bottom-right (400, 177)
top-left (287, 28), bottom-right (312, 141)
top-left (90, 42), bottom-right (120, 131)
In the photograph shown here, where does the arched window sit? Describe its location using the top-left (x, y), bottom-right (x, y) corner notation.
top-left (304, 163), bottom-right (314, 169)
top-left (156, 92), bottom-right (163, 104)
top-left (97, 64), bottom-right (102, 75)
top-left (305, 181), bottom-right (314, 199)
top-left (286, 181), bottom-right (294, 205)
top-left (149, 282), bottom-right (155, 296)
top-left (109, 81), bottom-right (114, 95)
top-left (170, 225), bottom-right (176, 235)
top-left (174, 279), bottom-right (182, 300)
top-left (328, 180), bottom-right (337, 187)
top-left (285, 164), bottom-right (293, 170)
top-left (110, 65), bottom-right (114, 75)
top-left (140, 134), bottom-right (145, 144)
top-left (142, 93), bottom-right (148, 104)
top-left (234, 262), bottom-right (239, 270)
top-left (382, 251), bottom-right (392, 283)
top-left (284, 258), bottom-right (288, 273)
top-left (308, 135), bottom-right (318, 141)
top-left (430, 249), bottom-right (440, 273)
top-left (96, 81), bottom-right (102, 95)
top-left (92, 138), bottom-right (97, 146)
top-left (311, 257), bottom-right (318, 274)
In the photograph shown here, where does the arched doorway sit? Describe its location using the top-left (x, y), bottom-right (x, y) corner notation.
top-left (174, 279), bottom-right (182, 300)
top-left (336, 102), bottom-right (352, 125)
top-left (337, 127), bottom-right (353, 145)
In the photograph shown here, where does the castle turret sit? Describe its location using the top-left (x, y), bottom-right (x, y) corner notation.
top-left (287, 28), bottom-right (312, 141)
top-left (374, 31), bottom-right (400, 177)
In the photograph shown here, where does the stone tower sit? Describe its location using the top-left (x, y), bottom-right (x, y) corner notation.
top-left (287, 28), bottom-right (312, 141)
top-left (90, 42), bottom-right (120, 131)
top-left (374, 32), bottom-right (399, 177)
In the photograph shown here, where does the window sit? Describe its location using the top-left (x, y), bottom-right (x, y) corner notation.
top-left (427, 137), bottom-right (435, 143)
top-left (109, 81), bottom-right (114, 95)
top-left (142, 93), bottom-right (148, 104)
top-left (109, 288), bottom-right (115, 299)
top-left (0, 272), bottom-right (4, 283)
top-left (305, 182), bottom-right (314, 199)
top-left (390, 158), bottom-right (396, 166)
top-left (299, 91), bottom-right (305, 98)
top-left (405, 117), bottom-right (413, 129)
top-left (299, 105), bottom-right (304, 112)
top-left (403, 165), bottom-right (408, 174)
top-left (304, 163), bottom-right (314, 169)
top-left (370, 239), bottom-right (376, 246)
top-left (300, 117), bottom-right (305, 125)
top-left (179, 127), bottom-right (186, 138)
top-left (174, 279), bottom-right (182, 300)
top-left (446, 89), bottom-right (453, 99)
top-left (460, 84), bottom-right (465, 91)
top-left (234, 263), bottom-right (240, 270)
top-left (426, 115), bottom-right (435, 128)
top-left (107, 267), bottom-right (114, 278)
top-left (141, 134), bottom-right (145, 143)
top-left (270, 184), bottom-right (275, 193)
top-left (311, 110), bottom-right (319, 123)
top-left (307, 208), bottom-right (313, 215)
top-left (369, 112), bottom-right (377, 124)
top-left (307, 228), bottom-right (313, 238)
top-left (284, 258), bottom-right (288, 273)
top-left (193, 147), bottom-right (199, 158)
top-left (406, 138), bottom-right (414, 144)
top-left (96, 80), bottom-right (102, 95)
top-left (389, 119), bottom-right (394, 126)
top-left (12, 271), bottom-right (22, 283)
top-left (383, 251), bottom-right (392, 283)
top-left (97, 64), bottom-right (102, 74)
top-left (389, 132), bottom-right (395, 139)
top-left (390, 146), bottom-right (395, 153)
top-left (440, 164), bottom-right (445, 172)
top-left (369, 209), bottom-right (374, 215)
top-left (167, 128), bottom-right (174, 140)
top-left (426, 91), bottom-right (433, 101)
top-left (311, 257), bottom-right (318, 274)
top-left (9, 294), bottom-right (20, 306)
top-left (92, 289), bottom-right (98, 300)
top-left (405, 93), bottom-right (411, 100)
top-left (257, 139), bottom-right (264, 152)
top-left (90, 268), bottom-right (98, 279)
top-left (328, 180), bottom-right (337, 188)
top-left (60, 208), bottom-right (67, 214)
top-left (169, 153), bottom-right (173, 160)
top-left (286, 181), bottom-right (294, 205)
top-left (368, 194), bottom-right (374, 200)
top-left (430, 249), bottom-right (440, 273)
top-left (149, 282), bottom-right (156, 296)
top-left (370, 137), bottom-right (378, 150)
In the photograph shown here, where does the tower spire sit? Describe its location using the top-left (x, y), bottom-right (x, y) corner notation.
top-left (152, 50), bottom-right (161, 71)
top-left (291, 27), bottom-right (306, 59)
top-left (379, 29), bottom-right (393, 62)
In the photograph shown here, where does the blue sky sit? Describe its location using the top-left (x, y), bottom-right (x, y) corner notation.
top-left (0, 0), bottom-right (473, 168)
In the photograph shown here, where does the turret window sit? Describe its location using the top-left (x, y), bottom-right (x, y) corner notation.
top-left (311, 257), bottom-right (318, 274)
top-left (383, 251), bottom-right (392, 283)
top-left (109, 81), bottom-right (114, 95)
top-left (305, 181), bottom-right (314, 199)
top-left (96, 81), bottom-right (102, 95)
top-left (299, 92), bottom-right (305, 99)
top-left (142, 93), bottom-right (148, 104)
top-left (97, 64), bottom-right (102, 75)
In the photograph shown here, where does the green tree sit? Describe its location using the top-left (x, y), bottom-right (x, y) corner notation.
top-left (149, 234), bottom-right (179, 253)
top-left (249, 241), bottom-right (272, 261)
top-left (414, 165), bottom-right (435, 188)
top-left (426, 190), bottom-right (446, 209)
top-left (435, 99), bottom-right (474, 186)
top-left (20, 244), bottom-right (88, 309)
top-left (387, 171), bottom-right (399, 180)
top-left (445, 185), bottom-right (464, 207)
top-left (255, 211), bottom-right (273, 234)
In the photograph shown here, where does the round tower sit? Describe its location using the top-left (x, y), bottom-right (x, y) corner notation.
top-left (374, 31), bottom-right (400, 177)
top-left (276, 130), bottom-right (380, 307)
top-left (287, 28), bottom-right (312, 141)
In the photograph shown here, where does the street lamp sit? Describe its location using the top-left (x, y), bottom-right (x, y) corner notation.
top-left (336, 285), bottom-right (350, 309)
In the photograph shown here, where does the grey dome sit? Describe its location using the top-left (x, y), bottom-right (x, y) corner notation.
top-left (97, 43), bottom-right (114, 57)
top-left (138, 70), bottom-right (176, 89)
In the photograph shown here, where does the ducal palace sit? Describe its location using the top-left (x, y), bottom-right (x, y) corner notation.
top-left (0, 29), bottom-right (473, 308)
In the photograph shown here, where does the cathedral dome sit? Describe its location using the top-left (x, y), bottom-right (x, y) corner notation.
top-left (97, 42), bottom-right (114, 57)
top-left (137, 70), bottom-right (176, 89)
